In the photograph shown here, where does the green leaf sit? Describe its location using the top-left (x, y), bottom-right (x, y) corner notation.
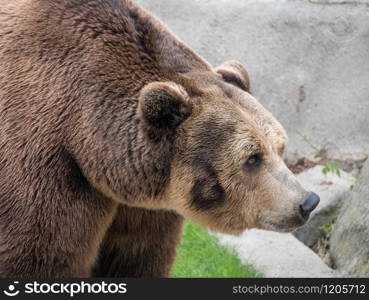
top-left (321, 163), bottom-right (342, 177)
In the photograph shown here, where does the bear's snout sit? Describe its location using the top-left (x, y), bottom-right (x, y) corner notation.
top-left (299, 192), bottom-right (320, 219)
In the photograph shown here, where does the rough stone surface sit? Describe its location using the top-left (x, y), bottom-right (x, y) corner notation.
top-left (293, 165), bottom-right (355, 247)
top-left (330, 159), bottom-right (369, 277)
top-left (136, 0), bottom-right (369, 162)
top-left (215, 229), bottom-right (337, 277)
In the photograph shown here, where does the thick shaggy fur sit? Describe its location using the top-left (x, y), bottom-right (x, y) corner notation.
top-left (0, 0), bottom-right (312, 278)
top-left (0, 0), bottom-right (195, 278)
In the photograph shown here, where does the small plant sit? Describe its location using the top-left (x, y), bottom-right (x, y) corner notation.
top-left (319, 223), bottom-right (334, 239)
top-left (322, 163), bottom-right (342, 177)
top-left (320, 224), bottom-right (333, 235)
top-left (349, 176), bottom-right (360, 191)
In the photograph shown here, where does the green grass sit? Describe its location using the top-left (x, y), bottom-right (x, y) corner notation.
top-left (171, 222), bottom-right (261, 278)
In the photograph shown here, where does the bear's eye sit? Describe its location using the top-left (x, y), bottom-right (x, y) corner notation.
top-left (244, 153), bottom-right (262, 171)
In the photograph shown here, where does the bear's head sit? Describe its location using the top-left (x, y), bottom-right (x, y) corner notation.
top-left (137, 61), bottom-right (319, 234)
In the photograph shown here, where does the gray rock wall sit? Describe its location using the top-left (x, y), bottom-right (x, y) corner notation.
top-left (330, 158), bottom-right (369, 277)
top-left (136, 0), bottom-right (369, 162)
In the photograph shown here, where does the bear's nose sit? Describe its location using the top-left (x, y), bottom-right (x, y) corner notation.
top-left (299, 192), bottom-right (320, 219)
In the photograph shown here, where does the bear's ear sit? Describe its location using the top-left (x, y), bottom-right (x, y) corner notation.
top-left (216, 61), bottom-right (251, 93)
top-left (138, 82), bottom-right (192, 132)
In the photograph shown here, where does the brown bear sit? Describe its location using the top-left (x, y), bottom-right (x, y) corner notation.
top-left (0, 0), bottom-right (319, 278)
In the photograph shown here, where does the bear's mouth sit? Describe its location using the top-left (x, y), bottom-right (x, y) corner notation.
top-left (257, 213), bottom-right (305, 233)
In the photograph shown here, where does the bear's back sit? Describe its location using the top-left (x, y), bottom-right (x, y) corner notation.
top-left (0, 0), bottom-right (210, 106)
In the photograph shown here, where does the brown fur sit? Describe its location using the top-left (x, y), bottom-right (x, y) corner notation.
top-left (0, 0), bottom-right (315, 278)
top-left (92, 206), bottom-right (183, 277)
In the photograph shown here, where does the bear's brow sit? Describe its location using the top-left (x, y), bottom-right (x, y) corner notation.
top-left (244, 142), bottom-right (262, 153)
